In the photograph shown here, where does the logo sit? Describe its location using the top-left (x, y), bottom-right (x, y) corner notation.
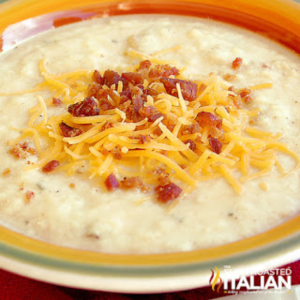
top-left (209, 266), bottom-right (292, 295)
top-left (209, 267), bottom-right (223, 293)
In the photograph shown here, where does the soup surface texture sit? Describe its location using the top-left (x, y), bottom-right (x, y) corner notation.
top-left (0, 15), bottom-right (300, 254)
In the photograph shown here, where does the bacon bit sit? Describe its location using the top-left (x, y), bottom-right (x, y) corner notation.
top-left (103, 70), bottom-right (127, 88)
top-left (25, 190), bottom-right (35, 203)
top-left (93, 70), bottom-right (104, 84)
top-left (162, 117), bottom-right (177, 132)
top-left (239, 88), bottom-right (252, 103)
top-left (209, 137), bottom-right (222, 154)
top-left (231, 95), bottom-right (242, 109)
top-left (122, 72), bottom-right (144, 85)
top-left (87, 83), bottom-right (102, 98)
top-left (69, 183), bottom-right (75, 188)
top-left (111, 146), bottom-right (122, 160)
top-left (196, 112), bottom-right (222, 130)
top-left (149, 64), bottom-right (179, 79)
top-left (103, 121), bottom-right (116, 130)
top-left (42, 160), bottom-right (60, 173)
top-left (181, 122), bottom-right (200, 135)
top-left (160, 78), bottom-right (197, 101)
top-left (2, 168), bottom-right (11, 177)
top-left (185, 139), bottom-right (197, 151)
top-left (9, 142), bottom-right (37, 159)
top-left (138, 60), bottom-right (152, 70)
top-left (68, 97), bottom-right (99, 117)
top-left (155, 182), bottom-right (182, 202)
top-left (59, 122), bottom-right (83, 137)
top-left (105, 173), bottom-right (120, 191)
top-left (121, 177), bottom-right (144, 189)
top-left (223, 74), bottom-right (236, 81)
top-left (139, 105), bottom-right (164, 122)
top-left (132, 94), bottom-right (145, 113)
top-left (145, 88), bottom-right (159, 97)
top-left (52, 97), bottom-right (62, 106)
top-left (232, 57), bottom-right (243, 70)
top-left (120, 88), bottom-right (132, 100)
top-left (153, 127), bottom-right (163, 136)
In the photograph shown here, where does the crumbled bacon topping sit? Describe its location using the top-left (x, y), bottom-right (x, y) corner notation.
top-left (105, 173), bottom-right (120, 191)
top-left (93, 70), bottom-right (103, 84)
top-left (68, 97), bottom-right (99, 117)
top-left (239, 88), bottom-right (252, 103)
top-left (181, 123), bottom-right (200, 135)
top-left (121, 177), bottom-right (144, 189)
top-left (155, 182), bottom-right (182, 202)
top-left (103, 70), bottom-right (127, 88)
top-left (185, 139), bottom-right (197, 151)
top-left (9, 142), bottom-right (37, 159)
top-left (209, 137), bottom-right (222, 154)
top-left (122, 72), bottom-right (144, 85)
top-left (139, 105), bottom-right (164, 122)
top-left (148, 64), bottom-right (179, 79)
top-left (138, 60), bottom-right (152, 70)
top-left (52, 97), bottom-right (62, 106)
top-left (160, 78), bottom-right (198, 101)
top-left (42, 160), bottom-right (60, 173)
top-left (232, 57), bottom-right (243, 70)
top-left (59, 122), bottom-right (83, 137)
top-left (196, 112), bottom-right (222, 130)
top-left (11, 58), bottom-right (267, 204)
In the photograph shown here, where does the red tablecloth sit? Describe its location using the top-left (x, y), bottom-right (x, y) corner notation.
top-left (1, 261), bottom-right (300, 300)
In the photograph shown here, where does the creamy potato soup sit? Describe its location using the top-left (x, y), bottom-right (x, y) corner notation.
top-left (0, 15), bottom-right (300, 254)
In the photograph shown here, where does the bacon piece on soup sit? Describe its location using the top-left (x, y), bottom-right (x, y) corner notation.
top-left (121, 177), bottom-right (144, 189)
top-left (196, 112), bottom-right (222, 130)
top-left (149, 64), bottom-right (179, 78)
top-left (160, 78), bottom-right (197, 101)
top-left (155, 182), bottom-right (182, 202)
top-left (209, 137), bottom-right (222, 154)
top-left (68, 97), bottom-right (99, 117)
top-left (87, 83), bottom-right (102, 98)
top-left (239, 88), bottom-right (252, 104)
top-left (184, 139), bottom-right (197, 151)
top-left (232, 57), bottom-right (243, 70)
top-left (103, 70), bottom-right (127, 88)
top-left (181, 123), bottom-right (200, 135)
top-left (59, 122), bottom-right (83, 138)
top-left (93, 70), bottom-right (104, 84)
top-left (122, 72), bottom-right (144, 85)
top-left (52, 97), bottom-right (62, 106)
top-left (42, 160), bottom-right (60, 173)
top-left (139, 105), bottom-right (164, 122)
top-left (9, 142), bottom-right (37, 159)
top-left (138, 60), bottom-right (152, 70)
top-left (105, 173), bottom-right (120, 191)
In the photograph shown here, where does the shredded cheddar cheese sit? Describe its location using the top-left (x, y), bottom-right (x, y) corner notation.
top-left (7, 51), bottom-right (300, 205)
